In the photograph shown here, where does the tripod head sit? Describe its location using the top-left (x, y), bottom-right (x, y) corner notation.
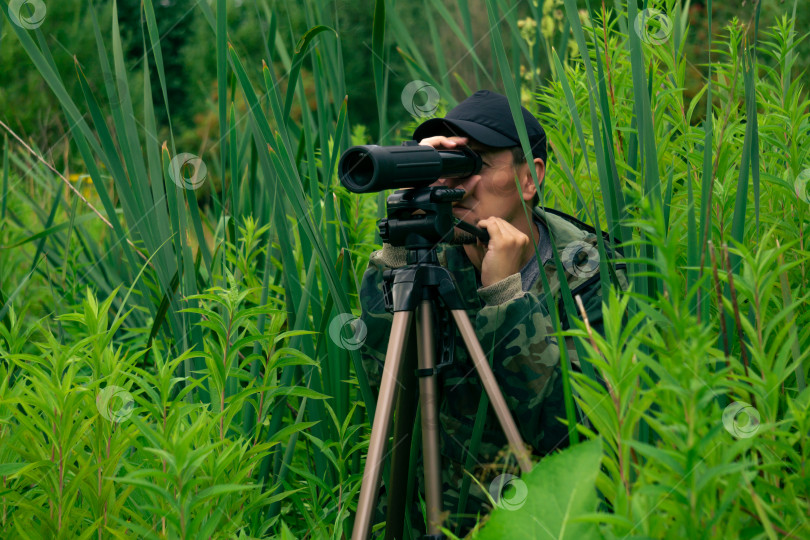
top-left (378, 186), bottom-right (489, 259)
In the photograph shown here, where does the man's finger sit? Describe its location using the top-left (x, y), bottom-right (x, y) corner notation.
top-left (478, 217), bottom-right (503, 235)
top-left (480, 218), bottom-right (522, 247)
top-left (418, 135), bottom-right (468, 148)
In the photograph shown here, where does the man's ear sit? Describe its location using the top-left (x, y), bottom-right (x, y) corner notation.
top-left (520, 158), bottom-right (545, 201)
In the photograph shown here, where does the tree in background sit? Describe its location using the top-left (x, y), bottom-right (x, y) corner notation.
top-left (116, 0), bottom-right (197, 132)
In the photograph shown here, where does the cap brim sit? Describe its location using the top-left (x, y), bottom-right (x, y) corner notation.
top-left (412, 118), bottom-right (516, 148)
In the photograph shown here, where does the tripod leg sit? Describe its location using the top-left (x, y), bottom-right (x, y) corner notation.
top-left (384, 331), bottom-right (418, 540)
top-left (353, 311), bottom-right (414, 540)
top-left (415, 300), bottom-right (443, 536)
top-left (450, 310), bottom-right (533, 473)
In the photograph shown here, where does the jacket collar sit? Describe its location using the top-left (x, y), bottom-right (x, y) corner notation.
top-left (532, 206), bottom-right (624, 262)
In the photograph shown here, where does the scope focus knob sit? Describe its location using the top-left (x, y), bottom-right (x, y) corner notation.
top-left (431, 187), bottom-right (464, 202)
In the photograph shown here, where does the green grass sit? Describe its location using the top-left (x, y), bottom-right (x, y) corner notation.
top-left (1, 0), bottom-right (809, 538)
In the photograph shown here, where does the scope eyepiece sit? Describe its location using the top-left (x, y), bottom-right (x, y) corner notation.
top-left (338, 141), bottom-right (482, 193)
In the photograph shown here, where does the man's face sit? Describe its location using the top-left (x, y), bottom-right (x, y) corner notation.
top-left (431, 141), bottom-right (528, 244)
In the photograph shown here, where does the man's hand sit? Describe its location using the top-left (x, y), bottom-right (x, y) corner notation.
top-left (465, 217), bottom-right (532, 288)
top-left (418, 135), bottom-right (469, 152)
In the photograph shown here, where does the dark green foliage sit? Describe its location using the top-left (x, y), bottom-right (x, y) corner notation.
top-left (115, 0), bottom-right (197, 130)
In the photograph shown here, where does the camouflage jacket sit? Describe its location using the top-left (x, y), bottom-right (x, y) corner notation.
top-left (358, 206), bottom-right (628, 474)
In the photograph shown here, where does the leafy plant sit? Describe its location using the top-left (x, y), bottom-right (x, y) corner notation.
top-left (1, 0), bottom-right (808, 538)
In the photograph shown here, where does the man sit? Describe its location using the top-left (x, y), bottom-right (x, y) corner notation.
top-left (357, 90), bottom-right (627, 535)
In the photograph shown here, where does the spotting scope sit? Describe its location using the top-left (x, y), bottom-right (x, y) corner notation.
top-left (338, 140), bottom-right (482, 193)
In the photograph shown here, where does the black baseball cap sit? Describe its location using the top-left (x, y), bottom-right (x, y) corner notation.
top-left (412, 89), bottom-right (547, 164)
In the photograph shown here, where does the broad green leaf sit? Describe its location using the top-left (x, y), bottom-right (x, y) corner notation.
top-left (476, 438), bottom-right (604, 540)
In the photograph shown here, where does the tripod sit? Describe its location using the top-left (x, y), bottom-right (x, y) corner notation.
top-left (352, 187), bottom-right (533, 540)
